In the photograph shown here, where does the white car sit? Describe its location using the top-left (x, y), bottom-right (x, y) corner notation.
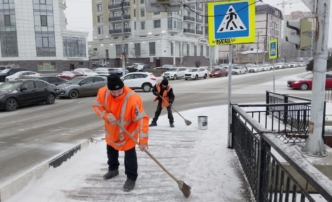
top-left (5, 71), bottom-right (40, 81)
top-left (74, 68), bottom-right (98, 76)
top-left (184, 67), bottom-right (208, 80)
top-left (122, 72), bottom-right (156, 92)
top-left (232, 66), bottom-right (246, 75)
top-left (162, 67), bottom-right (188, 80)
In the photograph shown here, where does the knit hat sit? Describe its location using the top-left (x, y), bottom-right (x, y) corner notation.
top-left (107, 74), bottom-right (124, 90)
top-left (161, 79), bottom-right (168, 86)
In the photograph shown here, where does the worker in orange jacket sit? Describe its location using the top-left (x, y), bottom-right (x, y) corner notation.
top-left (92, 74), bottom-right (149, 192)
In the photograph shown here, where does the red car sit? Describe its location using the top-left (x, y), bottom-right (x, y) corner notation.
top-left (287, 72), bottom-right (332, 90)
top-left (209, 67), bottom-right (228, 78)
top-left (56, 71), bottom-right (84, 80)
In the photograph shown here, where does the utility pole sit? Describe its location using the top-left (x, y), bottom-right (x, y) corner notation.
top-left (256, 31), bottom-right (260, 64)
top-left (302, 0), bottom-right (331, 157)
top-left (121, 0), bottom-right (126, 75)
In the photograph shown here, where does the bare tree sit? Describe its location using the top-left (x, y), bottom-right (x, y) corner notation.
top-left (129, 48), bottom-right (147, 58)
top-left (280, 41), bottom-right (297, 62)
top-left (89, 48), bottom-right (99, 59)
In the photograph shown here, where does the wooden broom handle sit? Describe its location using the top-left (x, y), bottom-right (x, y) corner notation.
top-left (116, 122), bottom-right (179, 183)
top-left (158, 95), bottom-right (187, 120)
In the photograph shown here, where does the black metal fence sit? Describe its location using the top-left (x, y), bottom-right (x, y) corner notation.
top-left (266, 91), bottom-right (326, 142)
top-left (231, 105), bottom-right (332, 202)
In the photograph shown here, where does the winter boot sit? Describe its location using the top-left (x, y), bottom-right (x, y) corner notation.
top-left (170, 123), bottom-right (174, 128)
top-left (103, 170), bottom-right (119, 180)
top-left (123, 178), bottom-right (136, 192)
top-left (149, 122), bottom-right (157, 127)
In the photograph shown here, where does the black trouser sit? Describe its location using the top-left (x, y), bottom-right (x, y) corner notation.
top-left (107, 144), bottom-right (138, 181)
top-left (152, 101), bottom-right (174, 123)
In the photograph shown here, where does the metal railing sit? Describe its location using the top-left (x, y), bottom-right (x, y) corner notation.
top-left (109, 28), bottom-right (131, 34)
top-left (109, 15), bottom-right (130, 22)
top-left (266, 91), bottom-right (326, 139)
top-left (108, 1), bottom-right (130, 9)
top-left (183, 16), bottom-right (195, 22)
top-left (183, 28), bottom-right (195, 34)
top-left (231, 105), bottom-right (332, 202)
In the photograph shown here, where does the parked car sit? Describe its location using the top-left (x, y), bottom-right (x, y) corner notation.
top-left (0, 66), bottom-right (11, 72)
top-left (275, 63), bottom-right (285, 69)
top-left (184, 67), bottom-right (208, 80)
top-left (95, 67), bottom-right (129, 76)
top-left (287, 73), bottom-right (332, 90)
top-left (5, 71), bottom-right (40, 81)
top-left (38, 76), bottom-right (67, 86)
top-left (135, 64), bottom-right (151, 72)
top-left (247, 65), bottom-right (260, 73)
top-left (0, 68), bottom-right (27, 82)
top-left (74, 68), bottom-right (99, 76)
top-left (232, 66), bottom-right (247, 75)
top-left (158, 64), bottom-right (175, 70)
top-left (0, 80), bottom-right (56, 111)
top-left (57, 71), bottom-right (84, 80)
top-left (209, 67), bottom-right (228, 77)
top-left (122, 72), bottom-right (156, 92)
top-left (162, 67), bottom-right (188, 80)
top-left (56, 76), bottom-right (107, 99)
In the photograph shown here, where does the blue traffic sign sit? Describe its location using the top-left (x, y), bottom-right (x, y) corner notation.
top-left (208, 0), bottom-right (255, 46)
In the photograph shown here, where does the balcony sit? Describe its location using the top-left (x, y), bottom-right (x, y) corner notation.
top-left (196, 30), bottom-right (203, 35)
top-left (183, 28), bottom-right (195, 34)
top-left (183, 16), bottom-right (195, 22)
top-left (109, 28), bottom-right (131, 35)
top-left (109, 15), bottom-right (130, 22)
top-left (196, 18), bottom-right (203, 23)
top-left (108, 2), bottom-right (130, 10)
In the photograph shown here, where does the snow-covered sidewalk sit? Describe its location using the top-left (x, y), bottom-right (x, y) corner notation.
top-left (7, 106), bottom-right (250, 202)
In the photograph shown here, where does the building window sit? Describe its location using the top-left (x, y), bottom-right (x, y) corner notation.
top-left (63, 37), bottom-right (86, 57)
top-left (4, 15), bottom-right (11, 26)
top-left (39, 0), bottom-right (46, 4)
top-left (134, 43), bottom-right (141, 57)
top-left (141, 21), bottom-right (145, 30)
top-left (97, 16), bottom-right (103, 23)
top-left (40, 15), bottom-right (48, 26)
top-left (141, 9), bottom-right (145, 17)
top-left (149, 42), bottom-right (155, 56)
top-left (3, 0), bottom-right (9, 3)
top-left (42, 37), bottom-right (49, 47)
top-left (106, 49), bottom-right (109, 58)
top-left (37, 62), bottom-right (56, 71)
top-left (206, 46), bottom-right (209, 56)
top-left (200, 45), bottom-right (203, 56)
top-left (133, 0), bottom-right (135, 4)
top-left (124, 44), bottom-right (128, 56)
top-left (187, 44), bottom-right (189, 56)
top-left (154, 12), bottom-right (160, 15)
top-left (171, 42), bottom-right (173, 56)
top-left (98, 27), bottom-right (103, 34)
top-left (153, 20), bottom-right (161, 28)
top-left (97, 4), bottom-right (102, 12)
top-left (134, 22), bottom-right (136, 30)
top-left (134, 9), bottom-right (136, 17)
top-left (116, 45), bottom-right (122, 56)
top-left (194, 45), bottom-right (197, 56)
top-left (140, 0), bottom-right (144, 4)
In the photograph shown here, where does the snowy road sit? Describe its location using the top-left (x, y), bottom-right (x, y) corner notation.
top-left (0, 67), bottom-right (309, 184)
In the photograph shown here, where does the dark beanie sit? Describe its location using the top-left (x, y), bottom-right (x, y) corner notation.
top-left (161, 79), bottom-right (168, 86)
top-left (107, 74), bottom-right (124, 90)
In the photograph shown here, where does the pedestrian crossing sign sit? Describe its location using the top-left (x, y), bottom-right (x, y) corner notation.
top-left (269, 39), bottom-right (278, 59)
top-left (208, 0), bottom-right (256, 46)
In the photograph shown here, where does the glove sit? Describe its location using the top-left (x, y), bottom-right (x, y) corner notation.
top-left (168, 102), bottom-right (173, 106)
top-left (107, 113), bottom-right (117, 124)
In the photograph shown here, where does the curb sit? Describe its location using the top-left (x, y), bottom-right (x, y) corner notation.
top-left (0, 138), bottom-right (92, 202)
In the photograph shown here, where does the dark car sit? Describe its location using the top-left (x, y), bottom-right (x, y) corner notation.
top-left (0, 68), bottom-right (27, 82)
top-left (0, 80), bottom-right (57, 111)
top-left (209, 67), bottom-right (228, 77)
top-left (38, 76), bottom-right (67, 86)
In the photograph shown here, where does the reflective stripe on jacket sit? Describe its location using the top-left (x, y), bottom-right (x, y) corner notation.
top-left (153, 82), bottom-right (171, 108)
top-left (92, 86), bottom-right (149, 151)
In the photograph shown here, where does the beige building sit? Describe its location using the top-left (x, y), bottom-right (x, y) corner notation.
top-left (218, 1), bottom-right (283, 64)
top-left (89, 0), bottom-right (219, 68)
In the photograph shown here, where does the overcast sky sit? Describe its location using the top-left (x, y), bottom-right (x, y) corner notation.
top-left (66, 0), bottom-right (332, 47)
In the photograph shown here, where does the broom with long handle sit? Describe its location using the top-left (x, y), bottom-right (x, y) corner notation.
top-left (116, 122), bottom-right (191, 198)
top-left (158, 95), bottom-right (192, 126)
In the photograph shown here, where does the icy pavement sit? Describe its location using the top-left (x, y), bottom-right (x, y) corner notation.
top-left (7, 105), bottom-right (250, 202)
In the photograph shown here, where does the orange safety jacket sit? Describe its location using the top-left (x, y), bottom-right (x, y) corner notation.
top-left (153, 82), bottom-right (172, 108)
top-left (92, 86), bottom-right (149, 151)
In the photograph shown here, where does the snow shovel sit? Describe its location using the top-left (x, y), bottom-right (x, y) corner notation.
top-left (158, 95), bottom-right (192, 126)
top-left (116, 122), bottom-right (191, 198)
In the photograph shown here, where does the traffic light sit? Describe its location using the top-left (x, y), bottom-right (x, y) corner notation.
top-left (286, 18), bottom-right (312, 50)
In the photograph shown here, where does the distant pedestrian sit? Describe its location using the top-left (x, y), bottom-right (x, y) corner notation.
top-left (92, 74), bottom-right (149, 192)
top-left (149, 79), bottom-right (175, 127)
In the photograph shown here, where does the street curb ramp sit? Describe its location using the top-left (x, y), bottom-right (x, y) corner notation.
top-left (0, 139), bottom-right (91, 202)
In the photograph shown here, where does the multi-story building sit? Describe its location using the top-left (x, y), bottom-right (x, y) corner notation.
top-left (218, 1), bottom-right (283, 64)
top-left (89, 0), bottom-right (219, 68)
top-left (0, 0), bottom-right (89, 72)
